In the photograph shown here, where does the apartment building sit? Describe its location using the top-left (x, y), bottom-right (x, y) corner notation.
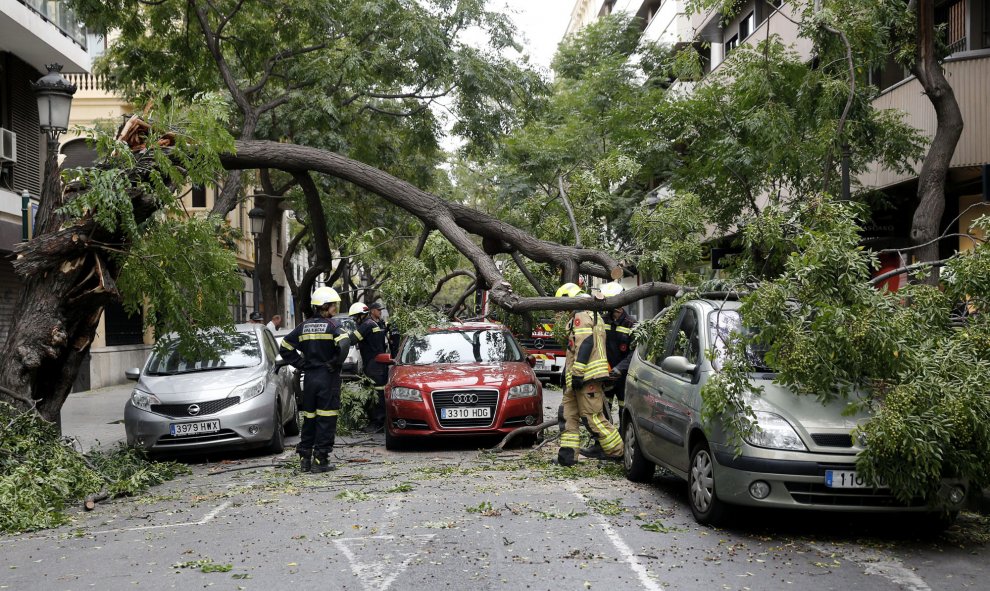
top-left (568, 0), bottom-right (990, 286)
top-left (0, 0), bottom-right (90, 346)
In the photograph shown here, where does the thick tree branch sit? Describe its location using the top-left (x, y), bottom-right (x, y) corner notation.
top-left (869, 257), bottom-right (952, 286)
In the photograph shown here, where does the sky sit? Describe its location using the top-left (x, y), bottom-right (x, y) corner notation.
top-left (493, 0), bottom-right (575, 71)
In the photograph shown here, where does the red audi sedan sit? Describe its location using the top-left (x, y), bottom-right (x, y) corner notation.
top-left (381, 322), bottom-right (544, 450)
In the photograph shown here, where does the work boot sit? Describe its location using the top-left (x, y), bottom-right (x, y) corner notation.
top-left (312, 455), bottom-right (335, 473)
top-left (579, 441), bottom-right (604, 459)
top-left (299, 455), bottom-right (312, 473)
top-left (557, 447), bottom-right (577, 467)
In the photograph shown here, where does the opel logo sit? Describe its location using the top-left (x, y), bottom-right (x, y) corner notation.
top-left (187, 404), bottom-right (201, 416)
top-left (533, 339), bottom-right (544, 350)
top-left (451, 393), bottom-right (479, 404)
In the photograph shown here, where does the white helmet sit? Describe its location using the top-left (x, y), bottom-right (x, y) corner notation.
top-left (311, 286), bottom-right (341, 306)
top-left (348, 302), bottom-right (369, 316)
top-left (599, 282), bottom-right (623, 298)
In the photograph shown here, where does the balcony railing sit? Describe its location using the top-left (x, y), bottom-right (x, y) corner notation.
top-left (64, 73), bottom-right (109, 92)
top-left (19, 0), bottom-right (87, 49)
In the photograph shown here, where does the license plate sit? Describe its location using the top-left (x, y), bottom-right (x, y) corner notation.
top-left (169, 420), bottom-right (221, 436)
top-left (441, 407), bottom-right (490, 419)
top-left (825, 470), bottom-right (885, 489)
top-left (535, 360), bottom-right (549, 371)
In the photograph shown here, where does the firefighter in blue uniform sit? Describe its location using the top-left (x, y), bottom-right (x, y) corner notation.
top-left (279, 286), bottom-right (350, 473)
top-left (350, 301), bottom-right (389, 431)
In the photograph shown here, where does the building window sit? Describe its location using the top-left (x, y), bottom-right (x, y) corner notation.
top-left (191, 185), bottom-right (207, 208)
top-left (740, 11), bottom-right (756, 40)
top-left (937, 0), bottom-right (967, 54)
top-left (725, 34), bottom-right (739, 58)
top-left (104, 300), bottom-right (144, 346)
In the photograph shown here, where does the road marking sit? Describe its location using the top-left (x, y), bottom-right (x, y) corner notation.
top-left (807, 543), bottom-right (931, 591)
top-left (334, 534), bottom-right (435, 591)
top-left (0, 500), bottom-right (233, 544)
top-left (567, 482), bottom-right (664, 591)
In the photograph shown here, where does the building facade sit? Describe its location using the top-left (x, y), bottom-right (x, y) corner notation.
top-left (0, 0), bottom-right (90, 350)
top-left (567, 0), bottom-right (990, 294)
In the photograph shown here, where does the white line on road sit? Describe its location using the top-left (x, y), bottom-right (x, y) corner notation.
top-left (334, 534), bottom-right (435, 591)
top-left (807, 542), bottom-right (932, 591)
top-left (567, 482), bottom-right (665, 591)
top-left (0, 500), bottom-right (233, 544)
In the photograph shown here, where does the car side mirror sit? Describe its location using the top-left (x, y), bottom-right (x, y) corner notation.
top-left (526, 355), bottom-right (536, 368)
top-left (125, 367), bottom-right (141, 381)
top-left (660, 356), bottom-right (697, 376)
top-left (374, 353), bottom-right (394, 365)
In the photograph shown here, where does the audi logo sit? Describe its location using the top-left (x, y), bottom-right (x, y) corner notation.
top-left (187, 404), bottom-right (201, 416)
top-left (451, 393), bottom-right (479, 404)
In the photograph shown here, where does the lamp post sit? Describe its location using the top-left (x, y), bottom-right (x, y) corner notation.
top-left (248, 206), bottom-right (266, 316)
top-left (31, 63), bottom-right (76, 236)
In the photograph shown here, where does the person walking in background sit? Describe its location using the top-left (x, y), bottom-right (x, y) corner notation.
top-left (266, 314), bottom-right (282, 333)
top-left (249, 311), bottom-right (264, 324)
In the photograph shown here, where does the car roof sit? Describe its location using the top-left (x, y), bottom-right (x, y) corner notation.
top-left (430, 322), bottom-right (504, 332)
top-left (693, 299), bottom-right (744, 312)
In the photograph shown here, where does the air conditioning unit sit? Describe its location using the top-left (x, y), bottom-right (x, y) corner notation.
top-left (0, 128), bottom-right (15, 163)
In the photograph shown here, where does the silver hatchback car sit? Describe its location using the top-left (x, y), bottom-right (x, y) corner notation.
top-left (622, 299), bottom-right (967, 526)
top-left (124, 324), bottom-right (298, 453)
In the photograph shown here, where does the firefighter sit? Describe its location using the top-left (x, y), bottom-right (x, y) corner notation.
top-left (555, 282), bottom-right (623, 466)
top-left (582, 282), bottom-right (637, 458)
top-left (351, 301), bottom-right (389, 431)
top-left (279, 286), bottom-right (351, 473)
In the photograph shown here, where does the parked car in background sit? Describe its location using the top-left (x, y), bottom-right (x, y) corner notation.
top-left (381, 322), bottom-right (543, 450)
top-left (124, 323), bottom-right (297, 454)
top-left (622, 298), bottom-right (968, 526)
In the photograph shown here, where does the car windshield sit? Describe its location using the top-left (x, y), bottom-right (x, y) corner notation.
top-left (333, 315), bottom-right (357, 332)
top-left (399, 330), bottom-right (523, 365)
top-left (708, 310), bottom-right (773, 373)
top-left (145, 332), bottom-right (261, 375)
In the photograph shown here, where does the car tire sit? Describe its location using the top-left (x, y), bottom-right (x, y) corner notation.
top-left (384, 427), bottom-right (404, 451)
top-left (917, 511), bottom-right (958, 537)
top-left (688, 441), bottom-right (727, 526)
top-left (623, 419), bottom-right (655, 483)
top-left (267, 403), bottom-right (285, 454)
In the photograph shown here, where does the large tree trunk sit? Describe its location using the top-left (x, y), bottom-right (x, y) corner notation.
top-left (909, 0), bottom-right (964, 283)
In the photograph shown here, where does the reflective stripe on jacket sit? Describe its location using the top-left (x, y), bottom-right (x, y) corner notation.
top-left (565, 310), bottom-right (610, 383)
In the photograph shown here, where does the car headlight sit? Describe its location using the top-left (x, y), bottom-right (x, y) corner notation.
top-left (390, 387), bottom-right (422, 401)
top-left (507, 383), bottom-right (538, 399)
top-left (130, 389), bottom-right (161, 411)
top-left (230, 377), bottom-right (266, 402)
top-left (745, 411), bottom-right (807, 451)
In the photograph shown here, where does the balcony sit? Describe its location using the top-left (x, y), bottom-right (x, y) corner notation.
top-left (0, 0), bottom-right (90, 72)
top-left (20, 0), bottom-right (86, 48)
top-left (859, 51), bottom-right (990, 190)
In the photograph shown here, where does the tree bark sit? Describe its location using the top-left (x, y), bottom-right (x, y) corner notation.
top-left (221, 141), bottom-right (632, 312)
top-left (908, 0), bottom-right (965, 284)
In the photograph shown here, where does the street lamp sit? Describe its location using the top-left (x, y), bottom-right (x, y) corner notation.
top-left (248, 206), bottom-right (266, 315)
top-left (31, 63), bottom-right (76, 235)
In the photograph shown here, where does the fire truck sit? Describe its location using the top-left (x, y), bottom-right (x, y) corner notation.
top-left (515, 320), bottom-right (565, 385)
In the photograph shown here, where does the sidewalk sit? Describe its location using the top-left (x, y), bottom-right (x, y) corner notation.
top-left (61, 382), bottom-right (133, 451)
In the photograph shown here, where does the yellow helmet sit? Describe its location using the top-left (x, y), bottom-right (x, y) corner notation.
top-left (311, 286), bottom-right (341, 306)
top-left (555, 282), bottom-right (583, 298)
top-left (599, 282), bottom-right (623, 298)
top-left (348, 302), bottom-right (369, 316)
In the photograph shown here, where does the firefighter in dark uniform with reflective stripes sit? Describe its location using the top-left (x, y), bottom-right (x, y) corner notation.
top-left (279, 286), bottom-right (350, 473)
top-left (350, 301), bottom-right (389, 431)
top-left (602, 282), bottom-right (637, 414)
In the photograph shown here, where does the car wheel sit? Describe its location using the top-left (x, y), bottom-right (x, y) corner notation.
top-left (384, 426), bottom-right (404, 451)
top-left (267, 403), bottom-right (285, 454)
top-left (917, 511), bottom-right (958, 537)
top-left (688, 441), bottom-right (726, 525)
top-left (623, 419), bottom-right (655, 483)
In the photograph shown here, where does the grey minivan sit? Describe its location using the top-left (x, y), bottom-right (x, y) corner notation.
top-left (621, 299), bottom-right (967, 525)
top-left (124, 323), bottom-right (298, 453)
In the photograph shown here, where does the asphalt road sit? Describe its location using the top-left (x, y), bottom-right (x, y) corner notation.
top-left (2, 387), bottom-right (988, 590)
